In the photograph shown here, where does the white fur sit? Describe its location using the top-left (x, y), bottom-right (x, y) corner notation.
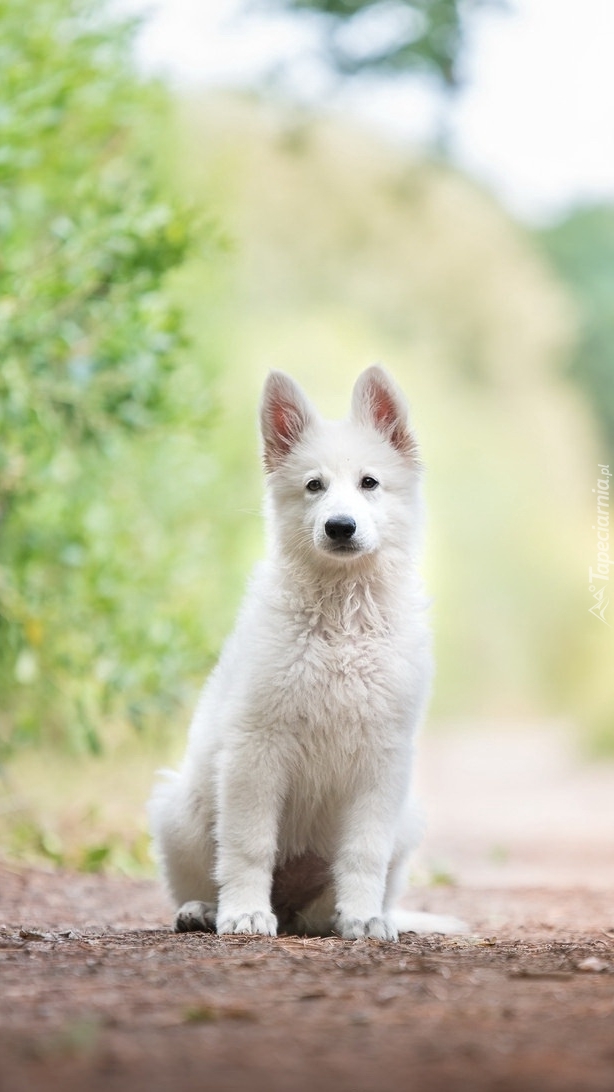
top-left (148, 366), bottom-right (466, 940)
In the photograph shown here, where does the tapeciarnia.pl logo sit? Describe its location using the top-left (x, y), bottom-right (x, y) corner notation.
top-left (588, 464), bottom-right (611, 625)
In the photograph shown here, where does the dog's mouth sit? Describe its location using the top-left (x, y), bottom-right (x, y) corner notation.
top-left (320, 540), bottom-right (367, 558)
top-left (329, 542), bottom-right (359, 552)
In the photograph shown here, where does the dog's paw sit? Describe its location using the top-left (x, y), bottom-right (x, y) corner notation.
top-left (334, 914), bottom-right (398, 942)
top-left (217, 910), bottom-right (278, 937)
top-left (174, 901), bottom-right (217, 933)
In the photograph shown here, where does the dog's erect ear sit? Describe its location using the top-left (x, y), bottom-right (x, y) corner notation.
top-left (260, 371), bottom-right (317, 471)
top-left (351, 366), bottom-right (417, 458)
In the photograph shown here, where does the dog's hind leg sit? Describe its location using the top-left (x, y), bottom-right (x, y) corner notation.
top-left (174, 900), bottom-right (217, 933)
top-left (148, 771), bottom-right (218, 925)
top-left (384, 800), bottom-right (468, 936)
top-left (383, 796), bottom-right (424, 911)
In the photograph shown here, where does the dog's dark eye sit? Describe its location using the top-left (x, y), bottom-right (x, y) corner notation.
top-left (306, 478), bottom-right (324, 493)
top-left (361, 476), bottom-right (379, 491)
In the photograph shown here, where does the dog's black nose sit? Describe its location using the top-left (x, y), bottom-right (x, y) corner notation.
top-left (325, 516), bottom-right (357, 541)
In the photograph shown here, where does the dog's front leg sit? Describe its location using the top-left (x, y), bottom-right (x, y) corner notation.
top-left (214, 742), bottom-right (284, 936)
top-left (333, 785), bottom-right (400, 942)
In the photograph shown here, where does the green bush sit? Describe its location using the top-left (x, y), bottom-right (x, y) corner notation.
top-left (0, 0), bottom-right (215, 752)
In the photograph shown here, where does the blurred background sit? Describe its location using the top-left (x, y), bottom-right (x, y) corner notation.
top-left (1, 0), bottom-right (612, 882)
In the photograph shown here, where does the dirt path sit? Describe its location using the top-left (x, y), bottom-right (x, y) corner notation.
top-left (415, 723), bottom-right (614, 889)
top-left (1, 726), bottom-right (613, 1092)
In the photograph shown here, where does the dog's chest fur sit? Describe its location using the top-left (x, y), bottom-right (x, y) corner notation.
top-left (244, 573), bottom-right (423, 758)
top-left (230, 576), bottom-right (424, 859)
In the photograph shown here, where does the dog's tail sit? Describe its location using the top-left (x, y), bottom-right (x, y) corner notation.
top-left (391, 909), bottom-right (469, 935)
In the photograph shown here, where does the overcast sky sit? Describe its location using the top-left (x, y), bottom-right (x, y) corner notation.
top-left (119, 0), bottom-right (614, 223)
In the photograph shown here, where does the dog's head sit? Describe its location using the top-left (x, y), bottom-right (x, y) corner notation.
top-left (260, 366), bottom-right (423, 571)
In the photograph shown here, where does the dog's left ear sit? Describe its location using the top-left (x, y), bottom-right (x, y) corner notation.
top-left (351, 366), bottom-right (417, 458)
top-left (260, 370), bottom-right (317, 471)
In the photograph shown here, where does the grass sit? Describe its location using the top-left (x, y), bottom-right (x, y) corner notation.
top-left (0, 731), bottom-right (183, 875)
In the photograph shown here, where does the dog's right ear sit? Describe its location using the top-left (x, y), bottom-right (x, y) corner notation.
top-left (351, 365), bottom-right (417, 459)
top-left (260, 371), bottom-right (317, 471)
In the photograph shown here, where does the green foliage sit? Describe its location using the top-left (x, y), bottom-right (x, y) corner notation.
top-left (537, 205), bottom-right (614, 452)
top-left (0, 0), bottom-right (214, 751)
top-left (272, 0), bottom-right (498, 84)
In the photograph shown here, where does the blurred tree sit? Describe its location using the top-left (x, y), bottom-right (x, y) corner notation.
top-left (538, 205), bottom-right (614, 452)
top-left (0, 0), bottom-right (208, 752)
top-left (271, 0), bottom-right (498, 85)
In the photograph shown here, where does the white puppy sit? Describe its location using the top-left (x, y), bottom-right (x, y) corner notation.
top-left (149, 366), bottom-right (464, 940)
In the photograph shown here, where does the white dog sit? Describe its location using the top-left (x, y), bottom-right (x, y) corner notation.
top-left (149, 366), bottom-right (464, 940)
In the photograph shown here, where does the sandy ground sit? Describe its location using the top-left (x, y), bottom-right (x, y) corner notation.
top-left (1, 723), bottom-right (613, 1092)
top-left (416, 721), bottom-right (614, 888)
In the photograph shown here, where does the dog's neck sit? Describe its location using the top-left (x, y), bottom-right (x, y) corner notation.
top-left (271, 551), bottom-right (420, 637)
